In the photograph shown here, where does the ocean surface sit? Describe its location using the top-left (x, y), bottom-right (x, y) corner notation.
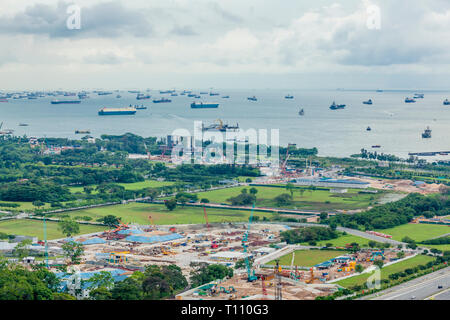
top-left (1, 89), bottom-right (449, 159)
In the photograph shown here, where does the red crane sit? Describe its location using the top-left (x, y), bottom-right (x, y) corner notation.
top-left (203, 206), bottom-right (210, 231)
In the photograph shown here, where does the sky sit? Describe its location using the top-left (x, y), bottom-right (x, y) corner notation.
top-left (1, 0), bottom-right (450, 90)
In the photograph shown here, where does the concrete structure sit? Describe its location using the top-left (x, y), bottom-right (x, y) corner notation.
top-left (294, 178), bottom-right (370, 189)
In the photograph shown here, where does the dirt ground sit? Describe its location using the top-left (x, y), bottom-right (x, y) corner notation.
top-left (361, 178), bottom-right (444, 194)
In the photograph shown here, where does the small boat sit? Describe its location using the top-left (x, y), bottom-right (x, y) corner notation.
top-left (363, 99), bottom-right (373, 105)
top-left (247, 96), bottom-right (257, 101)
top-left (135, 104), bottom-right (147, 110)
top-left (330, 101), bottom-right (346, 110)
top-left (285, 95), bottom-right (294, 99)
top-left (443, 99), bottom-right (450, 105)
top-left (413, 93), bottom-right (424, 99)
top-left (372, 145), bottom-right (381, 148)
top-left (222, 95), bottom-right (230, 99)
top-left (116, 95), bottom-right (121, 98)
top-left (18, 123), bottom-right (29, 126)
top-left (421, 126), bottom-right (432, 139)
top-left (75, 130), bottom-right (91, 134)
top-left (405, 97), bottom-right (416, 103)
top-left (366, 126), bottom-right (371, 131)
top-left (299, 108), bottom-right (304, 116)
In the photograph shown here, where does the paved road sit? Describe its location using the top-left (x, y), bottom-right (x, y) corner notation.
top-left (364, 267), bottom-right (450, 300)
top-left (337, 227), bottom-right (404, 245)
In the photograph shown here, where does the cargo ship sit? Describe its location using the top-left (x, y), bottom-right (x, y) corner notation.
top-left (160, 90), bottom-right (175, 94)
top-left (285, 95), bottom-right (294, 99)
top-left (75, 130), bottom-right (91, 134)
top-left (443, 99), bottom-right (450, 105)
top-left (363, 99), bottom-right (373, 105)
top-left (210, 92), bottom-right (220, 96)
top-left (51, 99), bottom-right (81, 104)
top-left (135, 104), bottom-right (147, 110)
top-left (202, 120), bottom-right (239, 132)
top-left (367, 126), bottom-right (371, 131)
top-left (153, 98), bottom-right (172, 103)
top-left (222, 95), bottom-right (230, 99)
top-left (136, 94), bottom-right (151, 100)
top-left (330, 101), bottom-right (346, 110)
top-left (98, 107), bottom-right (137, 115)
top-left (405, 97), bottom-right (416, 103)
top-left (191, 102), bottom-right (219, 109)
top-left (98, 91), bottom-right (112, 95)
top-left (247, 96), bottom-right (257, 101)
top-left (414, 93), bottom-right (424, 99)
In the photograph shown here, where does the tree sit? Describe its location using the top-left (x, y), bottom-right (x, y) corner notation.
top-left (373, 260), bottom-right (384, 269)
top-left (274, 193), bottom-right (293, 207)
top-left (89, 287), bottom-right (112, 300)
top-left (368, 240), bottom-right (377, 248)
top-left (111, 278), bottom-right (143, 300)
top-left (190, 264), bottom-right (234, 288)
top-left (249, 187), bottom-right (258, 196)
top-left (100, 215), bottom-right (120, 228)
top-left (355, 264), bottom-right (364, 273)
top-left (165, 198), bottom-right (177, 211)
top-left (319, 212), bottom-right (328, 221)
top-left (397, 251), bottom-right (405, 259)
top-left (32, 200), bottom-right (45, 209)
top-left (62, 241), bottom-right (84, 265)
top-left (58, 219), bottom-right (80, 237)
top-left (145, 188), bottom-right (159, 201)
top-left (88, 271), bottom-right (114, 290)
top-left (285, 183), bottom-right (295, 199)
top-left (13, 239), bottom-right (32, 259)
top-left (200, 198), bottom-right (209, 203)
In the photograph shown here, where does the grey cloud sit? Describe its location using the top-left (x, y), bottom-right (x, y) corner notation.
top-left (83, 53), bottom-right (128, 65)
top-left (170, 25), bottom-right (197, 36)
top-left (209, 3), bottom-right (244, 24)
top-left (0, 1), bottom-right (153, 38)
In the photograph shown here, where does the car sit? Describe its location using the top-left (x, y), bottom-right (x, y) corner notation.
top-left (438, 285), bottom-right (443, 289)
top-left (411, 296), bottom-right (416, 300)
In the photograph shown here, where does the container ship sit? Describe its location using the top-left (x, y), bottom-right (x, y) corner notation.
top-left (330, 101), bottom-right (346, 110)
top-left (191, 102), bottom-right (219, 109)
top-left (51, 99), bottom-right (81, 104)
top-left (153, 98), bottom-right (172, 103)
top-left (98, 107), bottom-right (137, 115)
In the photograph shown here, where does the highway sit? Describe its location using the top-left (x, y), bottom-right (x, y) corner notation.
top-left (363, 267), bottom-right (450, 300)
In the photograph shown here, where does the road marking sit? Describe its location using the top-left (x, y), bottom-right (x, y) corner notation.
top-left (425, 287), bottom-right (450, 300)
top-left (376, 271), bottom-right (450, 300)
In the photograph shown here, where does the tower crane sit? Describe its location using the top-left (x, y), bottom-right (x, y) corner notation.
top-left (242, 203), bottom-right (257, 282)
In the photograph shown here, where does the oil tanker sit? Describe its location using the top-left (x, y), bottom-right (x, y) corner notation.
top-left (98, 107), bottom-right (136, 115)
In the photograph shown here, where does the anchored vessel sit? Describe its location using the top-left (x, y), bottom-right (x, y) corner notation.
top-left (98, 107), bottom-right (137, 115)
top-left (363, 99), bottom-right (373, 105)
top-left (190, 102), bottom-right (219, 109)
top-left (51, 99), bottom-right (81, 104)
top-left (285, 95), bottom-right (294, 99)
top-left (422, 126), bottom-right (432, 139)
top-left (202, 120), bottom-right (239, 132)
top-left (137, 94), bottom-right (151, 100)
top-left (75, 130), bottom-right (91, 134)
top-left (247, 96), bottom-right (257, 101)
top-left (153, 98), bottom-right (172, 103)
top-left (299, 108), bottom-right (304, 116)
top-left (414, 93), bottom-right (424, 99)
top-left (405, 97), bottom-right (416, 103)
top-left (330, 101), bottom-right (346, 110)
top-left (443, 99), bottom-right (450, 105)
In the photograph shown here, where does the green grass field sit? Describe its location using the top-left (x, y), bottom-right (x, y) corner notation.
top-left (0, 219), bottom-right (106, 240)
top-left (377, 224), bottom-right (450, 242)
top-left (267, 250), bottom-right (347, 267)
top-left (55, 202), bottom-right (274, 225)
top-left (302, 234), bottom-right (371, 248)
top-left (336, 255), bottom-right (436, 288)
top-left (69, 180), bottom-right (176, 193)
top-left (196, 186), bottom-right (384, 211)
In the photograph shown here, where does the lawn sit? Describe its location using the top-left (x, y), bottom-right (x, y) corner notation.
top-left (0, 219), bottom-right (106, 240)
top-left (267, 250), bottom-right (347, 267)
top-left (377, 224), bottom-right (450, 242)
top-left (69, 180), bottom-right (176, 193)
top-left (196, 186), bottom-right (384, 211)
top-left (336, 255), bottom-right (436, 288)
top-left (302, 234), bottom-right (371, 248)
top-left (55, 202), bottom-right (274, 225)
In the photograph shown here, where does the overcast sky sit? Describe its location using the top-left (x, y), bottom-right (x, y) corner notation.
top-left (1, 0), bottom-right (450, 90)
